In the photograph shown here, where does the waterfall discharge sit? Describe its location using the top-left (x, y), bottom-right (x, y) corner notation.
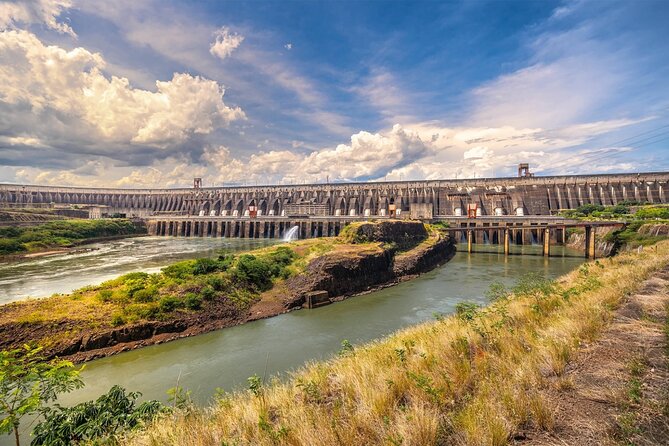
top-left (283, 225), bottom-right (300, 241)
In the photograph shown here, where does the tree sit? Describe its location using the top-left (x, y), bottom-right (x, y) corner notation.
top-left (0, 346), bottom-right (83, 446)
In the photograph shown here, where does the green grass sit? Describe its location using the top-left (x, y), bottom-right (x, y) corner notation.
top-left (0, 219), bottom-right (145, 255)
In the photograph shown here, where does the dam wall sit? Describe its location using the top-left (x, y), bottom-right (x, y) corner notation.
top-left (1, 172), bottom-right (668, 218)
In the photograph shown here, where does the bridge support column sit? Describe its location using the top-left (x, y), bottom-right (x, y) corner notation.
top-left (504, 229), bottom-right (510, 255)
top-left (585, 225), bottom-right (596, 259)
top-left (467, 230), bottom-right (473, 253)
top-left (543, 227), bottom-right (551, 257)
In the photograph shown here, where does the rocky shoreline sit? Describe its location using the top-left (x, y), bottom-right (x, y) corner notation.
top-left (1, 222), bottom-right (456, 363)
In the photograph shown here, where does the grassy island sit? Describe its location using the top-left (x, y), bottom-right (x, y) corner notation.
top-left (0, 219), bottom-right (145, 256)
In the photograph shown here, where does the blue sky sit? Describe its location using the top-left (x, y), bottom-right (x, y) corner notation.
top-left (0, 0), bottom-right (667, 187)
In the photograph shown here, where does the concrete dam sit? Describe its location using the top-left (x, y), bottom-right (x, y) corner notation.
top-left (2, 172), bottom-right (668, 218)
top-left (1, 171), bottom-right (667, 256)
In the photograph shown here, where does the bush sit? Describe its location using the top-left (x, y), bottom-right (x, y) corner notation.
top-left (96, 289), bottom-right (113, 302)
top-left (162, 261), bottom-right (196, 279)
top-left (159, 295), bottom-right (183, 313)
top-left (185, 293), bottom-right (203, 310)
top-left (206, 275), bottom-right (227, 291)
top-left (575, 204), bottom-right (605, 216)
top-left (126, 303), bottom-right (160, 320)
top-left (133, 287), bottom-right (158, 303)
top-left (635, 206), bottom-right (669, 220)
top-left (111, 312), bottom-right (126, 327)
top-left (193, 258), bottom-right (220, 275)
top-left (609, 204), bottom-right (630, 215)
top-left (201, 285), bottom-right (216, 301)
top-left (31, 385), bottom-right (165, 445)
top-left (0, 238), bottom-right (26, 255)
top-left (233, 255), bottom-right (274, 291)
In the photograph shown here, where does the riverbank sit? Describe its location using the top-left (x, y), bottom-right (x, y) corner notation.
top-left (0, 218), bottom-right (146, 258)
top-left (0, 221), bottom-right (455, 363)
top-left (122, 241), bottom-right (669, 446)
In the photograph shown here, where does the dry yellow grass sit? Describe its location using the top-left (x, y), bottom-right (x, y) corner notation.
top-left (122, 241), bottom-right (669, 446)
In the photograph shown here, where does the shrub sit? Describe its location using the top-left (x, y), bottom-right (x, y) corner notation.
top-left (233, 255), bottom-right (274, 291)
top-left (206, 275), bottom-right (227, 291)
top-left (575, 204), bottom-right (605, 216)
top-left (0, 239), bottom-right (26, 255)
top-left (133, 287), bottom-right (158, 303)
top-left (31, 385), bottom-right (165, 445)
top-left (159, 295), bottom-right (183, 313)
top-left (96, 289), bottom-right (113, 302)
top-left (185, 293), bottom-right (203, 310)
top-left (162, 261), bottom-right (196, 279)
top-left (201, 286), bottom-right (216, 301)
top-left (111, 312), bottom-right (126, 326)
top-left (193, 258), bottom-right (219, 275)
top-left (455, 302), bottom-right (480, 321)
top-left (635, 206), bottom-right (669, 220)
top-left (126, 303), bottom-right (160, 320)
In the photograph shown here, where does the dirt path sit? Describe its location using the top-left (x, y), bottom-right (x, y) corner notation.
top-left (518, 266), bottom-right (669, 445)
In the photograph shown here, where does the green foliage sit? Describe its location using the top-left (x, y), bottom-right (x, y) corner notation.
top-left (31, 385), bottom-right (165, 446)
top-left (159, 295), bottom-right (183, 313)
top-left (166, 386), bottom-right (192, 410)
top-left (634, 206), bottom-right (669, 220)
top-left (201, 285), bottom-right (216, 301)
top-left (0, 239), bottom-right (26, 255)
top-left (0, 219), bottom-right (143, 256)
top-left (511, 272), bottom-right (556, 297)
top-left (161, 261), bottom-right (197, 280)
top-left (339, 339), bottom-right (355, 357)
top-left (247, 375), bottom-right (263, 398)
top-left (455, 302), bottom-right (480, 321)
top-left (0, 345), bottom-right (83, 446)
top-left (96, 289), bottom-right (113, 303)
top-left (110, 312), bottom-right (126, 327)
top-left (485, 281), bottom-right (509, 302)
top-left (603, 220), bottom-right (666, 250)
top-left (430, 221), bottom-right (450, 230)
top-left (184, 293), bottom-right (203, 310)
top-left (133, 287), bottom-right (157, 303)
top-left (232, 248), bottom-right (295, 291)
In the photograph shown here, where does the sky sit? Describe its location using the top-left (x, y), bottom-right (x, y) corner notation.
top-left (0, 0), bottom-right (668, 188)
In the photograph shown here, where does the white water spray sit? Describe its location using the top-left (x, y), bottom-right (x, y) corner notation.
top-left (283, 225), bottom-right (299, 242)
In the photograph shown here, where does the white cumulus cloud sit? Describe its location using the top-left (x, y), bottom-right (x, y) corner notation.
top-left (0, 0), bottom-right (75, 36)
top-left (209, 26), bottom-right (244, 60)
top-left (0, 29), bottom-right (245, 149)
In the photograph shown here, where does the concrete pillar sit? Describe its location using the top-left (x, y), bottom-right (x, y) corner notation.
top-left (504, 228), bottom-right (510, 255)
top-left (543, 227), bottom-right (551, 257)
top-left (467, 230), bottom-right (473, 253)
top-left (585, 226), bottom-right (596, 259)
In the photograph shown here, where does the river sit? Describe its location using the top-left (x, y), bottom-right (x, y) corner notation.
top-left (2, 238), bottom-right (584, 445)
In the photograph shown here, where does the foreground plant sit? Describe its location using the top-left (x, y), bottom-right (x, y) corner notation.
top-left (31, 385), bottom-right (164, 446)
top-left (0, 346), bottom-right (83, 446)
